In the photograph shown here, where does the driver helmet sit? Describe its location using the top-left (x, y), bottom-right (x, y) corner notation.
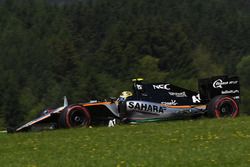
top-left (118, 91), bottom-right (133, 102)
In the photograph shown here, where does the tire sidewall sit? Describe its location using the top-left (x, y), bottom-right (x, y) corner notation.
top-left (207, 95), bottom-right (239, 118)
top-left (59, 105), bottom-right (91, 128)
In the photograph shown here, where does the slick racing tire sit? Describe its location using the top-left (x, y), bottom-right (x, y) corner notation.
top-left (59, 105), bottom-right (91, 128)
top-left (207, 95), bottom-right (239, 118)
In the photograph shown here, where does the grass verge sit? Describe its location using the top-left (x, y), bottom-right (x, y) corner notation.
top-left (1, 116), bottom-right (250, 167)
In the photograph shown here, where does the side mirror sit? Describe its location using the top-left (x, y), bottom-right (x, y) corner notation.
top-left (109, 97), bottom-right (117, 103)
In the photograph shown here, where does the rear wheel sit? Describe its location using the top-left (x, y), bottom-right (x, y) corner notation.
top-left (59, 105), bottom-right (91, 128)
top-left (207, 95), bottom-right (239, 118)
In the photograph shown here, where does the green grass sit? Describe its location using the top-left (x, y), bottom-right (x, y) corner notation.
top-left (1, 116), bottom-right (250, 167)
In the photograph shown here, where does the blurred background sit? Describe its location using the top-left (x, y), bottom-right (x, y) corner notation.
top-left (0, 0), bottom-right (249, 128)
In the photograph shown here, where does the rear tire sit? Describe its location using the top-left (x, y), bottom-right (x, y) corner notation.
top-left (59, 105), bottom-right (91, 128)
top-left (207, 95), bottom-right (239, 118)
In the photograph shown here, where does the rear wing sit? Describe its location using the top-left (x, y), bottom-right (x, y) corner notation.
top-left (198, 76), bottom-right (240, 103)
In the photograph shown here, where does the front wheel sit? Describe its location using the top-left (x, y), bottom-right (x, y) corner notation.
top-left (207, 95), bottom-right (239, 118)
top-left (59, 105), bottom-right (91, 128)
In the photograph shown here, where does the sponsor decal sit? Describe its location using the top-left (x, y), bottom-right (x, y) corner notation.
top-left (127, 101), bottom-right (166, 113)
top-left (168, 91), bottom-right (187, 97)
top-left (213, 79), bottom-right (228, 88)
top-left (192, 94), bottom-right (201, 103)
top-left (108, 119), bottom-right (116, 127)
top-left (152, 84), bottom-right (170, 90)
top-left (234, 96), bottom-right (240, 99)
top-left (161, 100), bottom-right (178, 106)
top-left (178, 109), bottom-right (192, 114)
top-left (213, 79), bottom-right (238, 89)
top-left (136, 84), bottom-right (143, 90)
top-left (221, 90), bottom-right (240, 94)
top-left (229, 80), bottom-right (238, 84)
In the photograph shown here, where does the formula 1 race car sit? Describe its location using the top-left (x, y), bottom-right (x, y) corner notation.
top-left (7, 75), bottom-right (240, 133)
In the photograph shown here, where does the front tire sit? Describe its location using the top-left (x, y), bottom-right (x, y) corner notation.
top-left (207, 95), bottom-right (239, 118)
top-left (59, 105), bottom-right (91, 128)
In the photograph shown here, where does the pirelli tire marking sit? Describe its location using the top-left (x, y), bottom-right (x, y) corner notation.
top-left (126, 101), bottom-right (167, 114)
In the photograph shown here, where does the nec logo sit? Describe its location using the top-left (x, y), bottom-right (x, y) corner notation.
top-left (153, 84), bottom-right (170, 90)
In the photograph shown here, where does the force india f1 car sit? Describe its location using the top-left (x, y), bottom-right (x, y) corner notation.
top-left (7, 75), bottom-right (240, 133)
